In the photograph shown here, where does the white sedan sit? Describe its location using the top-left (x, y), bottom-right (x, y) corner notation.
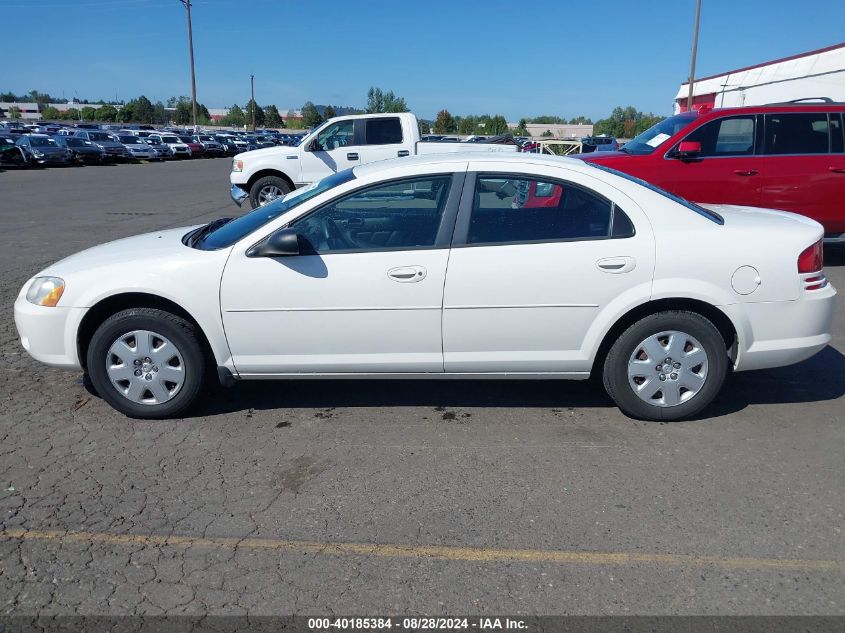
top-left (14, 154), bottom-right (836, 421)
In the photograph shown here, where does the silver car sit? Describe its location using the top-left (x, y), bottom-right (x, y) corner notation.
top-left (117, 135), bottom-right (157, 161)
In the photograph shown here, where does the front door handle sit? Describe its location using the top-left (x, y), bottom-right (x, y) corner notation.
top-left (829, 166), bottom-right (845, 173)
top-left (733, 169), bottom-right (758, 176)
top-left (597, 256), bottom-right (636, 273)
top-left (347, 152), bottom-right (359, 161)
top-left (387, 266), bottom-right (427, 283)
top-left (397, 149), bottom-right (410, 157)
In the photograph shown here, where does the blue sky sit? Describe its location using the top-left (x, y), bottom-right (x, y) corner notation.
top-left (3, 0), bottom-right (842, 120)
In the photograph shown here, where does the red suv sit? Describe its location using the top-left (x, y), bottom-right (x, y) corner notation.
top-left (577, 104), bottom-right (845, 242)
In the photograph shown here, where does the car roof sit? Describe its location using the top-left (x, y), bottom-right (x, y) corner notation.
top-left (683, 103), bottom-right (845, 122)
top-left (353, 152), bottom-right (586, 179)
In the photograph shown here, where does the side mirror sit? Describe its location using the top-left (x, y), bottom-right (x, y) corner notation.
top-left (306, 138), bottom-right (322, 152)
top-left (674, 140), bottom-right (702, 159)
top-left (248, 228), bottom-right (300, 257)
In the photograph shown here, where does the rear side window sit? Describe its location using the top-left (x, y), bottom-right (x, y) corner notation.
top-left (683, 115), bottom-right (756, 156)
top-left (764, 113), bottom-right (831, 154)
top-left (365, 117), bottom-right (403, 145)
top-left (764, 112), bottom-right (830, 154)
top-left (468, 176), bottom-right (630, 245)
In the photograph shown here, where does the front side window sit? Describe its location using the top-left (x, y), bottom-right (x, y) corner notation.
top-left (468, 176), bottom-right (625, 245)
top-left (365, 117), bottom-right (403, 145)
top-left (683, 115), bottom-right (756, 156)
top-left (764, 113), bottom-right (833, 155)
top-left (291, 176), bottom-right (452, 253)
top-left (315, 120), bottom-right (354, 150)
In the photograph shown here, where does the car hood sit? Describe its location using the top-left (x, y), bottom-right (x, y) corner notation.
top-left (95, 141), bottom-right (125, 148)
top-left (33, 145), bottom-right (67, 154)
top-left (235, 145), bottom-right (296, 161)
top-left (42, 227), bottom-right (202, 277)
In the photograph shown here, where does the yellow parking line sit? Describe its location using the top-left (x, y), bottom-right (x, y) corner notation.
top-left (1, 528), bottom-right (842, 573)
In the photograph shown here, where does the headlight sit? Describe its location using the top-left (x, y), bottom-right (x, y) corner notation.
top-left (33, 150), bottom-right (44, 158)
top-left (26, 277), bottom-right (65, 307)
top-left (232, 159), bottom-right (243, 172)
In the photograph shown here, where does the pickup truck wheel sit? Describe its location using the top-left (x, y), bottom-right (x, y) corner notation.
top-left (249, 176), bottom-right (291, 209)
top-left (602, 311), bottom-right (728, 422)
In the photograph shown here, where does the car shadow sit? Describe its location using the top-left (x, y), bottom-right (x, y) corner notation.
top-left (185, 345), bottom-right (845, 421)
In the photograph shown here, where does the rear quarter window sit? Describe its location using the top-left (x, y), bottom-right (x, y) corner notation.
top-left (365, 118), bottom-right (403, 145)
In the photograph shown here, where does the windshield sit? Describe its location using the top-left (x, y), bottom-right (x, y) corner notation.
top-left (194, 169), bottom-right (357, 250)
top-left (198, 135), bottom-right (214, 141)
top-left (31, 137), bottom-right (59, 147)
top-left (179, 136), bottom-right (193, 143)
top-left (64, 138), bottom-right (85, 147)
top-left (161, 136), bottom-right (179, 143)
top-left (621, 113), bottom-right (697, 155)
top-left (118, 136), bottom-right (140, 143)
top-left (87, 132), bottom-right (112, 141)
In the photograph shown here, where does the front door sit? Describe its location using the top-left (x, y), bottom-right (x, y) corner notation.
top-left (442, 168), bottom-right (655, 373)
top-left (298, 119), bottom-right (360, 185)
top-left (220, 173), bottom-right (463, 375)
top-left (659, 114), bottom-right (763, 208)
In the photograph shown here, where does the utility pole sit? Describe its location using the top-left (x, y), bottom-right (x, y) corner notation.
top-left (250, 74), bottom-right (255, 131)
top-left (686, 0), bottom-right (702, 111)
top-left (180, 0), bottom-right (198, 130)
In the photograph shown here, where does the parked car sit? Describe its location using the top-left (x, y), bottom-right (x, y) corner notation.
top-left (581, 136), bottom-right (619, 153)
top-left (576, 104), bottom-right (845, 243)
top-left (213, 135), bottom-right (241, 155)
top-left (53, 135), bottom-right (107, 164)
top-left (230, 112), bottom-right (516, 208)
top-left (14, 153), bottom-right (835, 421)
top-left (192, 134), bottom-right (226, 156)
top-left (73, 130), bottom-right (130, 161)
top-left (179, 136), bottom-right (206, 157)
top-left (117, 135), bottom-right (158, 161)
top-left (142, 137), bottom-right (173, 160)
top-left (0, 135), bottom-right (30, 168)
top-left (148, 134), bottom-right (191, 159)
top-left (16, 134), bottom-right (72, 166)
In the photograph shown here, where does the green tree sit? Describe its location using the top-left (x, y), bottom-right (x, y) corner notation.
top-left (541, 129), bottom-right (553, 137)
top-left (221, 104), bottom-right (245, 127)
top-left (593, 106), bottom-right (663, 138)
top-left (153, 102), bottom-right (166, 125)
top-left (568, 115), bottom-right (592, 125)
top-left (301, 101), bottom-right (322, 128)
top-left (514, 118), bottom-right (529, 136)
top-left (264, 104), bottom-right (282, 128)
top-left (40, 105), bottom-right (61, 119)
top-left (530, 115), bottom-right (566, 124)
top-left (486, 114), bottom-right (509, 135)
top-left (366, 86), bottom-right (408, 113)
top-left (174, 96), bottom-right (193, 125)
top-left (419, 120), bottom-right (431, 135)
top-left (65, 107), bottom-right (80, 121)
top-left (118, 102), bottom-right (135, 123)
top-left (244, 99), bottom-right (264, 128)
top-left (95, 105), bottom-right (118, 121)
top-left (433, 109), bottom-right (456, 134)
top-left (322, 104), bottom-right (337, 120)
top-left (79, 106), bottom-right (97, 120)
top-left (0, 106), bottom-right (5, 118)
top-left (133, 95), bottom-right (155, 123)
top-left (9, 106), bottom-right (22, 119)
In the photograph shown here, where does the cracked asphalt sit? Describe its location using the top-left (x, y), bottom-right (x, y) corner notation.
top-left (0, 159), bottom-right (843, 616)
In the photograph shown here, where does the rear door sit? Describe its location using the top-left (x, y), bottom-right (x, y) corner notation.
top-left (442, 164), bottom-right (655, 374)
top-left (759, 111), bottom-right (845, 235)
top-left (355, 116), bottom-right (411, 164)
top-left (660, 114), bottom-right (763, 207)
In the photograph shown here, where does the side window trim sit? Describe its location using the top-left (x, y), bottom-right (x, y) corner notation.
top-left (670, 114), bottom-right (757, 159)
top-left (273, 172), bottom-right (465, 255)
top-left (761, 111), bottom-right (835, 156)
top-left (451, 172), bottom-right (632, 248)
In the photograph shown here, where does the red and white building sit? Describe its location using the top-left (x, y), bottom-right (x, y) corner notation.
top-left (674, 42), bottom-right (845, 113)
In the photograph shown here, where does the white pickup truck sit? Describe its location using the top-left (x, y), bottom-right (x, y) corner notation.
top-left (229, 112), bottom-right (517, 208)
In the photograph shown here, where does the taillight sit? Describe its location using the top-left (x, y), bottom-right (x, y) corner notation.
top-left (797, 239), bottom-right (823, 274)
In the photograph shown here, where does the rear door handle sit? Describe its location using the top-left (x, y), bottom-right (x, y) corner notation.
top-left (733, 169), bottom-right (758, 176)
top-left (387, 266), bottom-right (427, 283)
top-left (397, 149), bottom-right (410, 157)
top-left (347, 152), bottom-right (359, 161)
top-left (829, 166), bottom-right (845, 173)
top-left (597, 256), bottom-right (636, 273)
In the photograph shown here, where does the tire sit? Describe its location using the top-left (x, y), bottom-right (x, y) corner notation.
top-left (249, 175), bottom-right (291, 209)
top-left (602, 310), bottom-right (729, 421)
top-left (86, 308), bottom-right (208, 419)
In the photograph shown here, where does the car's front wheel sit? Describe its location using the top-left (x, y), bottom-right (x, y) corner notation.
top-left (86, 308), bottom-right (207, 419)
top-left (602, 311), bottom-right (729, 421)
top-left (249, 175), bottom-right (291, 209)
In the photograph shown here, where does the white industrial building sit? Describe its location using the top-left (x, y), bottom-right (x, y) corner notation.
top-left (674, 42), bottom-right (845, 112)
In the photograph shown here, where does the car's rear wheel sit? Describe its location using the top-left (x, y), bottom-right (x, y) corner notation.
top-left (249, 175), bottom-right (291, 209)
top-left (86, 308), bottom-right (207, 419)
top-left (602, 311), bottom-right (728, 421)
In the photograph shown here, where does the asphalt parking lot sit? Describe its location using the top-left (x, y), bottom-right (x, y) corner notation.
top-left (0, 159), bottom-right (843, 616)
